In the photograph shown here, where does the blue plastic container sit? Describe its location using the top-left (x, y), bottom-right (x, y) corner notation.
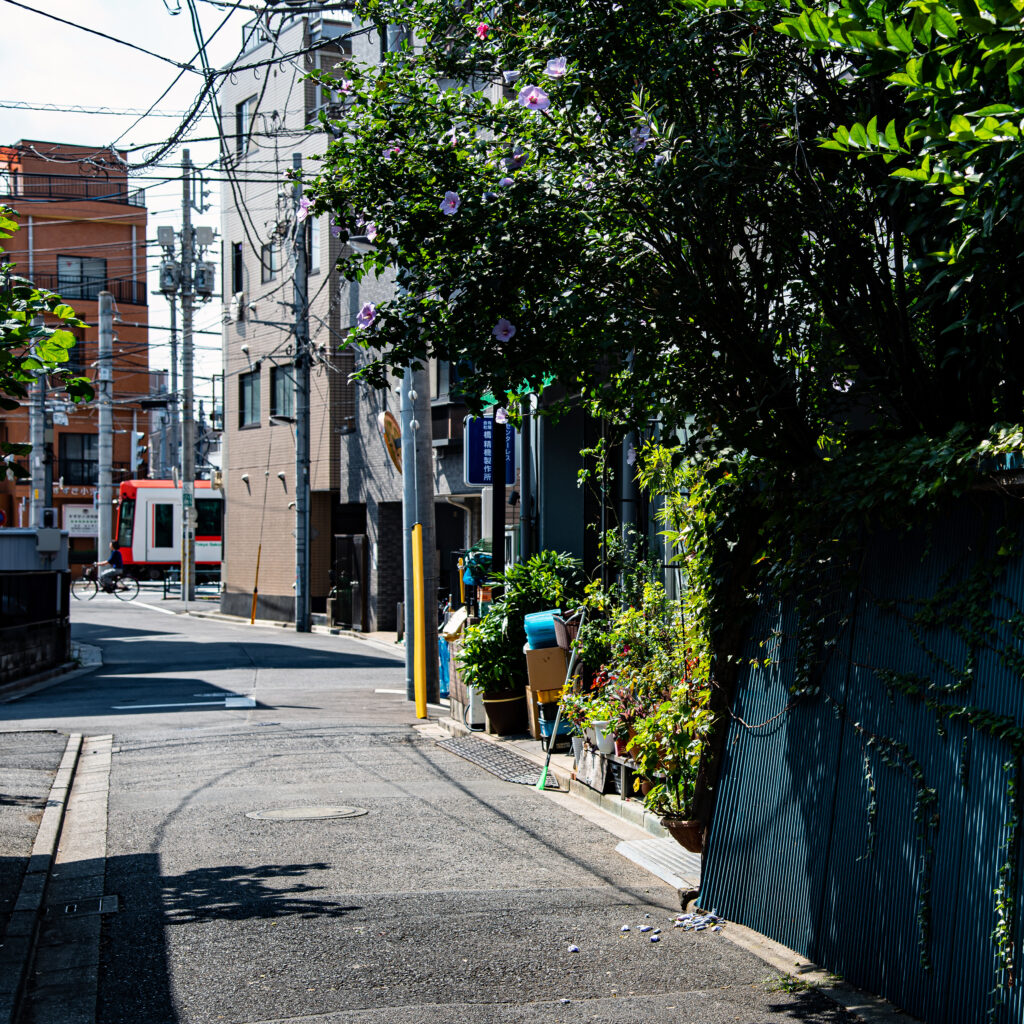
top-left (539, 715), bottom-right (572, 738)
top-left (524, 609), bottom-right (561, 649)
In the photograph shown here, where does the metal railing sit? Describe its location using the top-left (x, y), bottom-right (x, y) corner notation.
top-left (0, 171), bottom-right (145, 207)
top-left (26, 272), bottom-right (147, 306)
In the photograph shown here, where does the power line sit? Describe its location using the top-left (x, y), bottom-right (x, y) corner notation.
top-left (1, 0), bottom-right (201, 72)
top-left (0, 100), bottom-right (216, 117)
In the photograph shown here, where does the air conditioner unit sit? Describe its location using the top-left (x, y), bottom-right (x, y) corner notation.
top-left (229, 291), bottom-right (245, 322)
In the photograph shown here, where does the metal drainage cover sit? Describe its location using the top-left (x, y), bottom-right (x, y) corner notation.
top-left (246, 806), bottom-right (368, 821)
top-left (437, 736), bottom-right (560, 789)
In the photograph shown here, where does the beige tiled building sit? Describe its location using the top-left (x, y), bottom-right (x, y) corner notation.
top-left (219, 12), bottom-right (479, 628)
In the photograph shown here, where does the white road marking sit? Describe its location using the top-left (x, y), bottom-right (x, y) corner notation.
top-left (375, 688), bottom-right (407, 694)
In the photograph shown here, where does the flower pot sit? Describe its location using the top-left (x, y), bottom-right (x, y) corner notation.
top-left (661, 816), bottom-right (703, 853)
top-left (482, 688), bottom-right (528, 736)
top-left (640, 778), bottom-right (653, 797)
top-left (571, 736), bottom-right (584, 762)
top-left (592, 720), bottom-right (615, 755)
top-left (614, 735), bottom-right (630, 756)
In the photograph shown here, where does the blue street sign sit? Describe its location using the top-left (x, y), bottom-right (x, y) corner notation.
top-left (464, 416), bottom-right (516, 487)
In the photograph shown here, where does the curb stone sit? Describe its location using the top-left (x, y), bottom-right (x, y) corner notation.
top-left (0, 733), bottom-right (82, 1024)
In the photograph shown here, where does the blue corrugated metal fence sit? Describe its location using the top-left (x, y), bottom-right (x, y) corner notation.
top-left (701, 497), bottom-right (1024, 1023)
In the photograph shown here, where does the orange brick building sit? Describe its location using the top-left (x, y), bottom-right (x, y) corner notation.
top-left (0, 141), bottom-right (153, 565)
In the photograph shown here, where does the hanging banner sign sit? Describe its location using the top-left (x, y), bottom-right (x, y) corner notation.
top-left (464, 416), bottom-right (516, 487)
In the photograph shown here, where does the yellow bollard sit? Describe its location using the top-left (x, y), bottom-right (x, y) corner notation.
top-left (412, 523), bottom-right (427, 719)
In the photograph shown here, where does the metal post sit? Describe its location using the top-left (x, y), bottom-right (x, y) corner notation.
top-left (491, 414), bottom-right (506, 579)
top-left (401, 367), bottom-right (416, 701)
top-left (292, 152), bottom-right (311, 633)
top-left (520, 399), bottom-right (531, 560)
top-left (181, 149), bottom-right (196, 604)
top-left (98, 292), bottom-right (114, 558)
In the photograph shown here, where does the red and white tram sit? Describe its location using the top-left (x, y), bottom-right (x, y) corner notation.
top-left (114, 480), bottom-right (224, 579)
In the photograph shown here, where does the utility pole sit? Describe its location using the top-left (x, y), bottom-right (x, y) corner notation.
top-left (168, 297), bottom-right (180, 474)
top-left (401, 365), bottom-right (416, 701)
top-left (181, 149), bottom-right (196, 604)
top-left (29, 369), bottom-right (44, 526)
top-left (412, 367), bottom-right (440, 702)
top-left (292, 152), bottom-right (311, 633)
top-left (98, 292), bottom-right (114, 558)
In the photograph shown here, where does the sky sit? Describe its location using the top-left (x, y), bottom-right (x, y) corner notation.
top-left (0, 0), bottom-right (260, 411)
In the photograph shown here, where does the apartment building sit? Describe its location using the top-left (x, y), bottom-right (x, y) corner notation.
top-left (0, 141), bottom-right (152, 565)
top-left (219, 12), bottom-right (481, 628)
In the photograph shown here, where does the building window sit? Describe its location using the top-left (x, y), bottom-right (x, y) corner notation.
top-left (64, 329), bottom-right (86, 375)
top-left (239, 368), bottom-right (261, 428)
top-left (231, 242), bottom-right (244, 294)
top-left (235, 96), bottom-right (256, 157)
top-left (308, 216), bottom-right (320, 275)
top-left (260, 243), bottom-right (278, 283)
top-left (270, 365), bottom-right (294, 419)
top-left (58, 433), bottom-right (98, 486)
top-left (57, 255), bottom-right (106, 300)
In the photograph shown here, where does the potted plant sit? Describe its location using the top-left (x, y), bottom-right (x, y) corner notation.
top-left (583, 695), bottom-right (616, 754)
top-left (629, 693), bottom-right (713, 852)
top-left (456, 551), bottom-right (585, 736)
top-left (557, 689), bottom-right (592, 762)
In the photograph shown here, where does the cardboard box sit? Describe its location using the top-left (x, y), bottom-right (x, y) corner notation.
top-left (523, 645), bottom-right (568, 692)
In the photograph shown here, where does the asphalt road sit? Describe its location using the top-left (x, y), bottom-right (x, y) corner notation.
top-left (5, 599), bottom-right (859, 1024)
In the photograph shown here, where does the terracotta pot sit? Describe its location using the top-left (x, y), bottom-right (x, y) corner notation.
top-left (482, 688), bottom-right (528, 736)
top-left (661, 816), bottom-right (703, 853)
top-left (640, 778), bottom-right (653, 797)
top-left (614, 736), bottom-right (629, 756)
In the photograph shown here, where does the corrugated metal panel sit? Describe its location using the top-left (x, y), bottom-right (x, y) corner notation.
top-left (702, 496), bottom-right (1024, 1024)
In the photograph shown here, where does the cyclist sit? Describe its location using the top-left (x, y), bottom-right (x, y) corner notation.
top-left (98, 541), bottom-right (124, 593)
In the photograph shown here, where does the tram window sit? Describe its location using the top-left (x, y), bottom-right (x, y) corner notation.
top-left (117, 498), bottom-right (135, 548)
top-left (153, 503), bottom-right (174, 548)
top-left (196, 499), bottom-right (223, 537)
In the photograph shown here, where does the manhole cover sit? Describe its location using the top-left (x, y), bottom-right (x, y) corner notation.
top-left (245, 806), bottom-right (368, 821)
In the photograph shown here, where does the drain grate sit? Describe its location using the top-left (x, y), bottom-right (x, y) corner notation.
top-left (437, 736), bottom-right (560, 789)
top-left (55, 895), bottom-right (119, 917)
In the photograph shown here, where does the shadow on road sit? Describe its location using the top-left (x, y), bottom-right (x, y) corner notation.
top-left (99, 853), bottom-right (360, 1023)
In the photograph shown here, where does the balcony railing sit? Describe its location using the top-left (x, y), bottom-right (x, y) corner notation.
top-left (25, 272), bottom-right (147, 307)
top-left (0, 171), bottom-right (145, 207)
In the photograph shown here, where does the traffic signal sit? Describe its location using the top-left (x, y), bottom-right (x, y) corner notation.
top-left (130, 431), bottom-right (147, 475)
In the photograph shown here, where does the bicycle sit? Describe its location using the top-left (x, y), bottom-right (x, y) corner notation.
top-left (71, 564), bottom-right (140, 602)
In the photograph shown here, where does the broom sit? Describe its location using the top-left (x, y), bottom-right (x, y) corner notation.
top-left (536, 608), bottom-right (586, 791)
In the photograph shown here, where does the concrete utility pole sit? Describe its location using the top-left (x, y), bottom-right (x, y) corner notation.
top-left (411, 366), bottom-right (440, 703)
top-left (29, 369), bottom-right (44, 527)
top-left (168, 297), bottom-right (180, 475)
top-left (401, 365), bottom-right (416, 701)
top-left (181, 149), bottom-right (196, 603)
top-left (292, 152), bottom-right (311, 633)
top-left (98, 292), bottom-right (114, 558)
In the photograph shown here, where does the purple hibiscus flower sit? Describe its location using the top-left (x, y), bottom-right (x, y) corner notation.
top-left (492, 319), bottom-right (516, 342)
top-left (518, 85), bottom-right (550, 112)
